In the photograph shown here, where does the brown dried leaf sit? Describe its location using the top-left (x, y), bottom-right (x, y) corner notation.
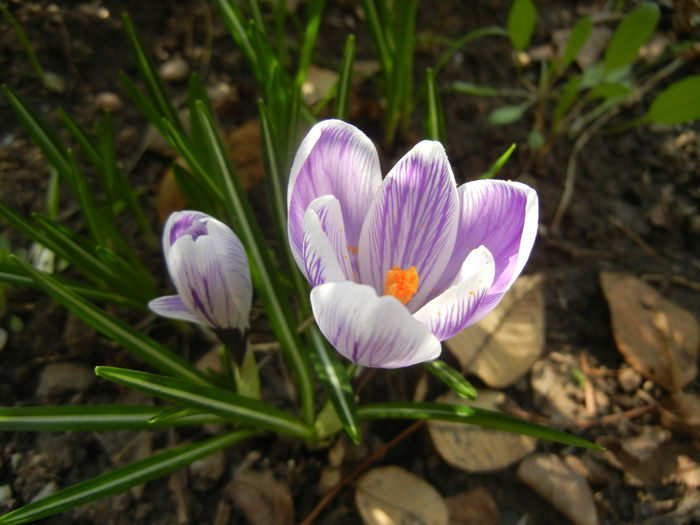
top-left (659, 392), bottom-right (700, 436)
top-left (446, 274), bottom-right (545, 388)
top-left (355, 466), bottom-right (448, 525)
top-left (226, 119), bottom-right (265, 191)
top-left (517, 453), bottom-right (598, 525)
top-left (445, 487), bottom-right (500, 525)
top-left (229, 471), bottom-right (294, 525)
top-left (427, 391), bottom-right (536, 473)
top-left (600, 272), bottom-right (699, 392)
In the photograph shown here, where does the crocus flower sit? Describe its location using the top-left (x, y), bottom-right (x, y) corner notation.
top-left (288, 120), bottom-right (538, 368)
top-left (149, 211), bottom-right (252, 334)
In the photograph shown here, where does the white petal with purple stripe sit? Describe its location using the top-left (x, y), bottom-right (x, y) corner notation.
top-left (310, 282), bottom-right (441, 368)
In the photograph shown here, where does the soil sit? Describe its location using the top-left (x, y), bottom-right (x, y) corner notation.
top-left (1, 1), bottom-right (700, 524)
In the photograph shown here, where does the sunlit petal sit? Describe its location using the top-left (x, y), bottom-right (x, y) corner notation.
top-left (358, 141), bottom-right (458, 310)
top-left (288, 120), bottom-right (381, 275)
top-left (413, 246), bottom-right (495, 340)
top-left (311, 282), bottom-right (442, 368)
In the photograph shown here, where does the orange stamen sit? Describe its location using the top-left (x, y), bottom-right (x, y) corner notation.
top-left (384, 266), bottom-right (419, 304)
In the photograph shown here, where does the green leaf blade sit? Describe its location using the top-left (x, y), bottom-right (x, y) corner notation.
top-left (644, 75), bottom-right (700, 124)
top-left (507, 0), bottom-right (537, 51)
top-left (603, 2), bottom-right (659, 72)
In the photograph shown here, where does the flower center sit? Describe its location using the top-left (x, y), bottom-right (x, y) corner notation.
top-left (383, 266), bottom-right (419, 305)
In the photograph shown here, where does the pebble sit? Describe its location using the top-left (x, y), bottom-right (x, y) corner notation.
top-left (618, 367), bottom-right (643, 393)
top-left (94, 91), bottom-right (123, 113)
top-left (30, 480), bottom-right (59, 503)
top-left (159, 56), bottom-right (190, 82)
top-left (0, 484), bottom-right (13, 508)
top-left (42, 72), bottom-right (66, 93)
top-left (36, 362), bottom-right (95, 399)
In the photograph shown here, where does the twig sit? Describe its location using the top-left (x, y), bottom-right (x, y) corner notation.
top-left (551, 110), bottom-right (615, 234)
top-left (608, 214), bottom-right (661, 259)
top-left (580, 352), bottom-right (597, 418)
top-left (644, 274), bottom-right (700, 293)
top-left (299, 420), bottom-right (426, 525)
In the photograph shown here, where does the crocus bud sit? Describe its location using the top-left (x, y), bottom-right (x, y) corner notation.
top-left (149, 211), bottom-right (252, 334)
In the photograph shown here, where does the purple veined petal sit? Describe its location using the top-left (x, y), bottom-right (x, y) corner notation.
top-left (430, 180), bottom-right (538, 301)
top-left (148, 295), bottom-right (202, 324)
top-left (288, 120), bottom-right (382, 277)
top-left (167, 220), bottom-right (251, 331)
top-left (302, 196), bottom-right (354, 286)
top-left (413, 246), bottom-right (495, 341)
top-left (311, 282), bottom-right (442, 368)
top-left (163, 210), bottom-right (210, 253)
top-left (357, 140), bottom-right (459, 311)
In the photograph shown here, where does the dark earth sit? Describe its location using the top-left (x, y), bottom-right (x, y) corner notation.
top-left (1, 0), bottom-right (700, 523)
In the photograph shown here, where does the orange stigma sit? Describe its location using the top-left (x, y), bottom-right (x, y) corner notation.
top-left (383, 266), bottom-right (419, 304)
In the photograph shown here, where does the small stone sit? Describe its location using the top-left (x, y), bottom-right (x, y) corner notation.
top-left (36, 362), bottom-right (95, 399)
top-left (94, 91), bottom-right (123, 113)
top-left (0, 484), bottom-right (13, 508)
top-left (617, 367), bottom-right (642, 393)
top-left (30, 480), bottom-right (59, 503)
top-left (42, 72), bottom-right (66, 93)
top-left (159, 56), bottom-right (190, 82)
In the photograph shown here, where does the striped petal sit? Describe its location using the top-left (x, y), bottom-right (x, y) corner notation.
top-left (166, 218), bottom-right (252, 331)
top-left (163, 210), bottom-right (210, 253)
top-left (413, 246), bottom-right (495, 340)
top-left (288, 120), bottom-right (381, 277)
top-left (358, 141), bottom-right (459, 311)
top-left (301, 196), bottom-right (352, 286)
top-left (148, 295), bottom-right (201, 324)
top-left (430, 180), bottom-right (538, 302)
top-left (311, 282), bottom-right (442, 368)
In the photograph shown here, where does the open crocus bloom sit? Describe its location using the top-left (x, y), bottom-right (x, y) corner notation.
top-left (149, 211), bottom-right (252, 333)
top-left (288, 120), bottom-right (538, 368)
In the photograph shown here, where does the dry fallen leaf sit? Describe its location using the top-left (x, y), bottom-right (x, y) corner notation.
top-left (446, 274), bottom-right (545, 389)
top-left (427, 391), bottom-right (536, 473)
top-left (229, 470), bottom-right (294, 525)
top-left (530, 357), bottom-right (585, 422)
top-left (517, 453), bottom-right (598, 525)
top-left (355, 465), bottom-right (448, 525)
top-left (600, 272), bottom-right (699, 392)
top-left (444, 487), bottom-right (500, 525)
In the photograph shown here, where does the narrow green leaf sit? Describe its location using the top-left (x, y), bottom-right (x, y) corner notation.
top-left (0, 431), bottom-right (255, 525)
top-left (12, 256), bottom-right (210, 385)
top-left (170, 163), bottom-right (221, 216)
top-left (603, 2), bottom-right (659, 72)
top-left (360, 0), bottom-right (392, 76)
top-left (424, 360), bottom-right (477, 400)
top-left (211, 0), bottom-right (259, 78)
top-left (507, 0), bottom-right (537, 51)
top-left (95, 366), bottom-right (313, 440)
top-left (0, 405), bottom-right (223, 432)
top-left (452, 81), bottom-right (499, 97)
top-left (557, 16), bottom-right (592, 72)
top-left (294, 0), bottom-right (326, 88)
top-left (1, 86), bottom-right (73, 187)
top-left (194, 100), bottom-right (316, 425)
top-left (119, 73), bottom-right (166, 135)
top-left (644, 75), bottom-right (700, 124)
top-left (481, 143), bottom-right (516, 180)
top-left (488, 104), bottom-right (528, 125)
top-left (358, 402), bottom-right (604, 450)
top-left (553, 74), bottom-right (581, 126)
top-left (0, 3), bottom-right (45, 81)
top-left (333, 34), bottom-right (355, 121)
top-left (122, 14), bottom-right (182, 130)
top-left (0, 262), bottom-right (143, 310)
top-left (424, 68), bottom-right (446, 143)
top-left (588, 83), bottom-right (632, 100)
top-left (232, 345), bottom-right (261, 399)
top-left (46, 168), bottom-right (60, 220)
top-left (308, 327), bottom-right (360, 444)
top-left (434, 27), bottom-right (509, 74)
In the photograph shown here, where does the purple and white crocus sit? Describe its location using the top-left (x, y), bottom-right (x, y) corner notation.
top-left (288, 120), bottom-right (538, 368)
top-left (149, 211), bottom-right (252, 334)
